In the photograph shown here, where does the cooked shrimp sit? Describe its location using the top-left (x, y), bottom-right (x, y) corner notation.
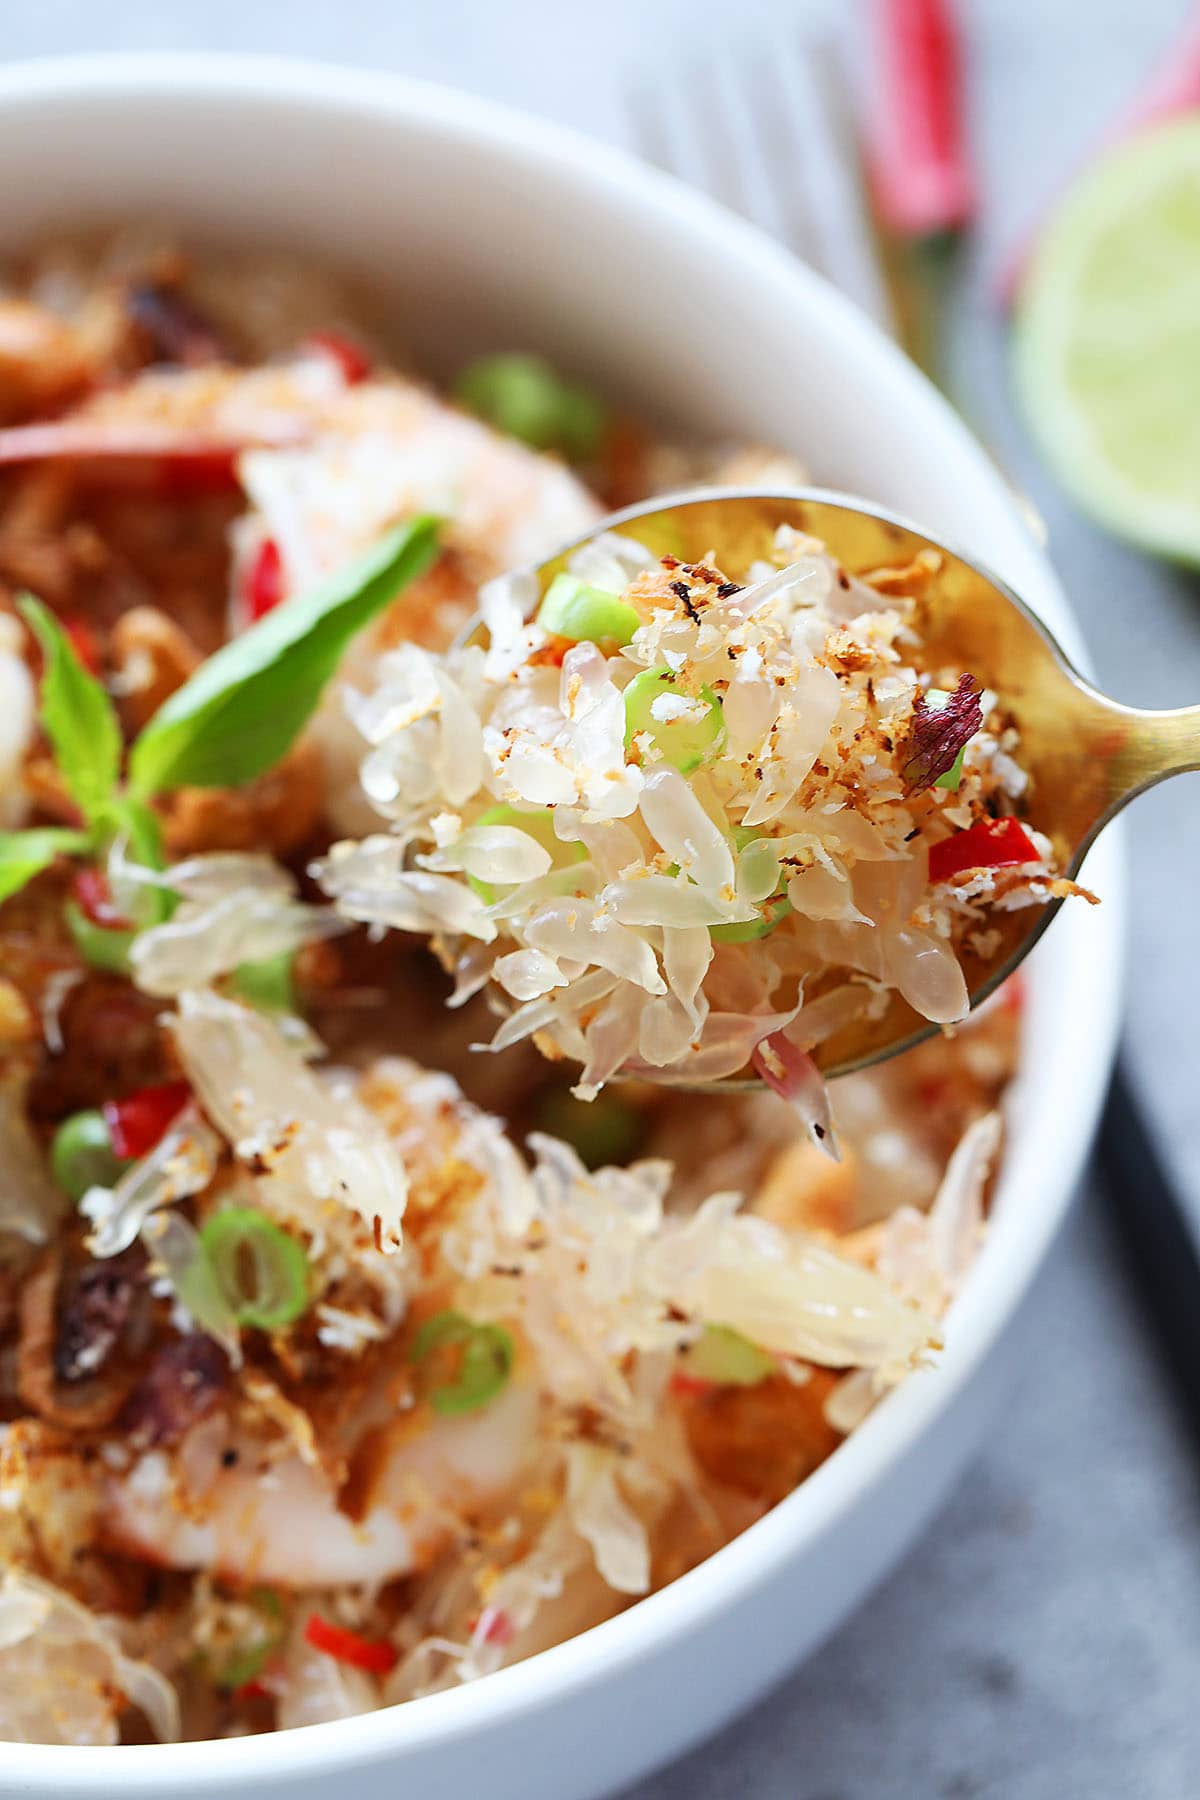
top-left (236, 365), bottom-right (600, 826)
top-left (0, 300), bottom-right (93, 423)
top-left (103, 1378), bottom-right (539, 1589)
top-left (237, 375), bottom-right (600, 590)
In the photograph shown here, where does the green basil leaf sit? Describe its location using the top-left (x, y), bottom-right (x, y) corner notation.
top-left (17, 595), bottom-right (123, 824)
top-left (128, 518), bottom-right (440, 797)
top-left (0, 826), bottom-right (92, 904)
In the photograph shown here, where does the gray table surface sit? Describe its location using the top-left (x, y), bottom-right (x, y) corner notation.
top-left (6, 3), bottom-right (1200, 1795)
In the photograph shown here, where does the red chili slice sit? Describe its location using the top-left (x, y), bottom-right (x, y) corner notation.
top-left (156, 448), bottom-right (242, 498)
top-left (303, 1613), bottom-right (398, 1675)
top-left (103, 1080), bottom-right (191, 1161)
top-left (64, 617), bottom-right (103, 676)
top-left (669, 1369), bottom-right (716, 1400)
top-left (475, 1607), bottom-right (515, 1647)
top-left (928, 817), bottom-right (1039, 883)
top-left (74, 868), bottom-right (133, 930)
top-left (246, 537), bottom-right (286, 621)
top-left (303, 331), bottom-right (372, 386)
top-left (231, 1678), bottom-right (273, 1704)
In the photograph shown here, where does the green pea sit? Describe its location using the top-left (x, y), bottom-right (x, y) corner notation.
top-left (623, 668), bottom-right (724, 774)
top-left (233, 948), bottom-right (298, 1014)
top-left (685, 1324), bottom-right (775, 1386)
top-left (466, 803), bottom-right (586, 905)
top-left (532, 1085), bottom-right (644, 1169)
top-left (454, 353), bottom-right (607, 461)
top-left (710, 893), bottom-right (793, 943)
top-left (51, 1109), bottom-right (128, 1201)
top-left (537, 573), bottom-right (640, 646)
top-left (65, 901), bottom-right (136, 974)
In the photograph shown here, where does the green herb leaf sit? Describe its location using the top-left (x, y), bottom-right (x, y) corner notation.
top-left (129, 518), bottom-right (439, 797)
top-left (50, 1108), bottom-right (130, 1202)
top-left (0, 826), bottom-right (92, 904)
top-left (17, 595), bottom-right (122, 823)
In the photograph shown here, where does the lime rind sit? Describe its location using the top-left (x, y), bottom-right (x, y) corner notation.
top-left (1013, 114), bottom-right (1200, 566)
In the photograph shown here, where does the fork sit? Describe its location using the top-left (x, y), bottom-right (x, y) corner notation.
top-left (627, 32), bottom-right (894, 331)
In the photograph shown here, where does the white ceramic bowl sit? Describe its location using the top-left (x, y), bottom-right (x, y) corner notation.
top-left (0, 53), bottom-right (1123, 1800)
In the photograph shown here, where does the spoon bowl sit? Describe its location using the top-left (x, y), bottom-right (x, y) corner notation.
top-left (524, 486), bottom-right (1199, 1085)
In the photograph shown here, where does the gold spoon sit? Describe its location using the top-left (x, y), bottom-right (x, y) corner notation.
top-left (518, 485), bottom-right (1198, 1087)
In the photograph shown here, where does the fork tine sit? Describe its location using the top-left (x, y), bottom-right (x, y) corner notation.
top-left (626, 62), bottom-right (824, 269)
top-left (625, 39), bottom-right (892, 329)
top-left (760, 33), bottom-right (894, 326)
top-left (703, 55), bottom-right (822, 260)
top-left (625, 76), bottom-right (679, 177)
top-left (630, 67), bottom-right (737, 209)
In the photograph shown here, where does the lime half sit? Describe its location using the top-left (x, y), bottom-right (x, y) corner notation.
top-left (1014, 115), bottom-right (1200, 564)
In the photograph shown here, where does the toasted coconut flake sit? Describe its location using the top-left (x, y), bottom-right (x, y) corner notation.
top-left (317, 531), bottom-right (1068, 1112)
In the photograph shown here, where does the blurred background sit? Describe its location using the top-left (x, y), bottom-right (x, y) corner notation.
top-left (6, 2), bottom-right (1199, 1795)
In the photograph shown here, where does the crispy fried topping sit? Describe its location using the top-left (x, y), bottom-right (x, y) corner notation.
top-left (902, 673), bottom-right (983, 793)
top-left (120, 1333), bottom-right (229, 1449)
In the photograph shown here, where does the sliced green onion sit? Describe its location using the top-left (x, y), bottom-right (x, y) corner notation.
top-left (710, 893), bottom-right (793, 943)
top-left (233, 948), bottom-right (298, 1014)
top-left (925, 688), bottom-right (967, 792)
top-left (685, 1324), bottom-right (776, 1387)
top-left (536, 573), bottom-right (640, 647)
top-left (50, 1108), bottom-right (129, 1201)
top-left (213, 1589), bottom-right (285, 1691)
top-left (199, 1208), bottom-right (310, 1331)
top-left (466, 803), bottom-right (586, 905)
top-left (532, 1085), bottom-right (644, 1170)
top-left (411, 1309), bottom-right (515, 1416)
top-left (65, 900), bottom-right (136, 974)
top-left (623, 668), bottom-right (724, 774)
top-left (454, 353), bottom-right (607, 461)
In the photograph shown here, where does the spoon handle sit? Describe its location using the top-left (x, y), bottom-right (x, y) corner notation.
top-left (1053, 687), bottom-right (1200, 873)
top-left (1114, 700), bottom-right (1200, 796)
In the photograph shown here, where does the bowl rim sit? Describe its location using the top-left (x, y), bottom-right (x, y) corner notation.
top-left (0, 50), bottom-right (1125, 1789)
